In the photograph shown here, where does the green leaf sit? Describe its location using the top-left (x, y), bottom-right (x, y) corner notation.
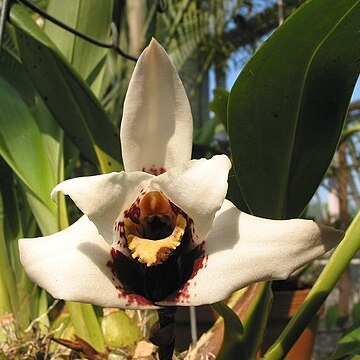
top-left (242, 282), bottom-right (273, 358)
top-left (0, 44), bottom-right (35, 105)
top-left (44, 0), bottom-right (113, 96)
top-left (212, 302), bottom-right (247, 359)
top-left (326, 304), bottom-right (340, 329)
top-left (37, 289), bottom-right (49, 334)
top-left (0, 76), bottom-right (57, 235)
top-left (0, 163), bottom-right (18, 316)
top-left (209, 88), bottom-right (229, 130)
top-left (227, 170), bottom-right (250, 213)
top-left (49, 313), bottom-right (72, 352)
top-left (66, 302), bottom-right (105, 353)
top-left (10, 4), bottom-right (122, 173)
top-left (0, 271), bottom-right (12, 316)
top-left (352, 302), bottom-right (360, 326)
top-left (228, 0), bottom-right (360, 219)
top-left (194, 118), bottom-right (216, 145)
top-left (101, 310), bottom-right (142, 348)
top-left (0, 161), bottom-right (35, 328)
top-left (330, 326), bottom-right (360, 359)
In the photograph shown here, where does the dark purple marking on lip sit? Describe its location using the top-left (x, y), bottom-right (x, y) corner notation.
top-left (170, 242), bottom-right (207, 304)
top-left (106, 229), bottom-right (204, 304)
top-left (109, 189), bottom-right (203, 305)
top-left (106, 250), bottom-right (154, 307)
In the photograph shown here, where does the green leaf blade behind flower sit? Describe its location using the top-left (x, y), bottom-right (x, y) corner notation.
top-left (212, 302), bottom-right (247, 360)
top-left (44, 0), bottom-right (113, 96)
top-left (328, 325), bottom-right (360, 359)
top-left (10, 4), bottom-right (122, 173)
top-left (66, 302), bottom-right (106, 353)
top-left (228, 0), bottom-right (360, 219)
top-left (0, 76), bottom-right (57, 235)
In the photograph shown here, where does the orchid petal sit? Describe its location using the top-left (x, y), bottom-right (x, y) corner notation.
top-left (51, 172), bottom-right (152, 244)
top-left (158, 199), bottom-right (343, 306)
top-left (19, 216), bottom-right (157, 309)
top-left (120, 38), bottom-right (193, 173)
top-left (151, 155), bottom-right (231, 242)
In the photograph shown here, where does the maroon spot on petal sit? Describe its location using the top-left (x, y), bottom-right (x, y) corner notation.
top-left (142, 165), bottom-right (167, 176)
top-left (124, 293), bottom-right (154, 307)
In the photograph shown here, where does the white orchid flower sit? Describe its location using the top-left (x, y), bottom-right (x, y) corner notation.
top-left (19, 39), bottom-right (343, 309)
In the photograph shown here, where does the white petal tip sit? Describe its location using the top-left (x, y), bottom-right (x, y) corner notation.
top-left (317, 223), bottom-right (344, 250)
top-left (50, 189), bottom-right (58, 202)
top-left (149, 37), bottom-right (160, 47)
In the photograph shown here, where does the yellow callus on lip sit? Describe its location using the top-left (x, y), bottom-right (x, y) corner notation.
top-left (126, 214), bottom-right (187, 267)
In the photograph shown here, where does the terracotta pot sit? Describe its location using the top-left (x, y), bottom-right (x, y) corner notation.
top-left (261, 289), bottom-right (322, 360)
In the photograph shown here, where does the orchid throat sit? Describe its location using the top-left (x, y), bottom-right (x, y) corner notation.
top-left (110, 190), bottom-right (201, 303)
top-left (122, 191), bottom-right (187, 267)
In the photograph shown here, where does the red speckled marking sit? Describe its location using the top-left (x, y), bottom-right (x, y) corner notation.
top-left (142, 165), bottom-right (166, 176)
top-left (114, 191), bottom-right (146, 248)
top-left (170, 242), bottom-right (207, 302)
top-left (124, 202), bottom-right (140, 220)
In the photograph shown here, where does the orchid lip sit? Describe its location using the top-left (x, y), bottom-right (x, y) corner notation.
top-left (107, 190), bottom-right (208, 303)
top-left (117, 191), bottom-right (188, 267)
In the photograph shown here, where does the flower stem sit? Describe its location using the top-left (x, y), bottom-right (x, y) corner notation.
top-left (150, 307), bottom-right (177, 360)
top-left (264, 210), bottom-right (360, 359)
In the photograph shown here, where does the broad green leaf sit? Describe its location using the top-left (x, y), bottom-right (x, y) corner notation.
top-left (227, 170), bottom-right (250, 213)
top-left (30, 97), bottom-right (65, 183)
top-left (0, 44), bottom-right (34, 105)
top-left (330, 326), bottom-right (360, 359)
top-left (10, 4), bottom-right (122, 173)
top-left (228, 0), bottom-right (360, 219)
top-left (44, 0), bottom-right (113, 96)
top-left (0, 77), bottom-right (57, 235)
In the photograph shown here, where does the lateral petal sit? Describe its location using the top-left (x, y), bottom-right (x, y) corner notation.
top-left (158, 199), bottom-right (343, 306)
top-left (19, 216), bottom-right (156, 309)
top-left (51, 172), bottom-right (152, 244)
top-left (151, 155), bottom-right (232, 243)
